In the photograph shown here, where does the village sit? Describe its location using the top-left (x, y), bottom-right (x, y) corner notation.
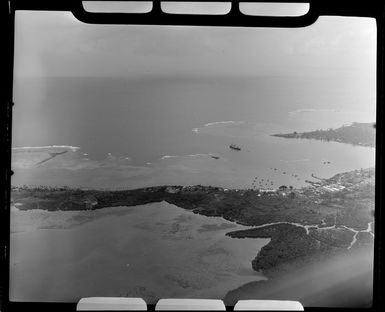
top-left (10, 168), bottom-right (375, 283)
top-left (164, 167), bottom-right (373, 201)
top-left (11, 167), bottom-right (374, 213)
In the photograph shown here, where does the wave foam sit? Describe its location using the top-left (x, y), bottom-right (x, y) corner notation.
top-left (161, 155), bottom-right (179, 160)
top-left (161, 153), bottom-right (213, 160)
top-left (289, 109), bottom-right (340, 117)
top-left (204, 121), bottom-right (245, 127)
top-left (12, 145), bottom-right (80, 152)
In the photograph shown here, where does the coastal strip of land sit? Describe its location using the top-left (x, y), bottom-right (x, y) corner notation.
top-left (11, 168), bottom-right (374, 283)
top-left (271, 122), bottom-right (375, 147)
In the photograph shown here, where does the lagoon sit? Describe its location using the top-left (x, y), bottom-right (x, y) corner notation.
top-left (10, 202), bottom-right (269, 303)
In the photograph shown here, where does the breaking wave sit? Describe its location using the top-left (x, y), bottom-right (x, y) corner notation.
top-left (203, 121), bottom-right (245, 127)
top-left (193, 121), bottom-right (245, 134)
top-left (12, 145), bottom-right (80, 152)
top-left (161, 153), bottom-right (215, 160)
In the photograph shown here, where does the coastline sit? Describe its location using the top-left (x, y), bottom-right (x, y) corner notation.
top-left (11, 167), bottom-right (375, 290)
top-left (272, 122), bottom-right (375, 148)
top-left (11, 122), bottom-right (375, 305)
top-left (223, 244), bottom-right (374, 307)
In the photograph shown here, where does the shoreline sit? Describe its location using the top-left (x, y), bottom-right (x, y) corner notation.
top-left (272, 122), bottom-right (375, 148)
top-left (11, 167), bottom-right (375, 281)
top-left (10, 120), bottom-right (375, 304)
top-left (223, 243), bottom-right (374, 307)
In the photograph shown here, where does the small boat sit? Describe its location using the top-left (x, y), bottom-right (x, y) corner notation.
top-left (210, 155), bottom-right (220, 159)
top-left (229, 144), bottom-right (241, 151)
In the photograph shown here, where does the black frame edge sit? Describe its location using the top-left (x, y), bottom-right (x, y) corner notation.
top-left (2, 1), bottom-right (384, 312)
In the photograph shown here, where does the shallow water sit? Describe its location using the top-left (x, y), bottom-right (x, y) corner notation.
top-left (10, 202), bottom-right (269, 303)
top-left (11, 128), bottom-right (374, 191)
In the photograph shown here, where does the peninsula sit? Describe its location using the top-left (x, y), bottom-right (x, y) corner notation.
top-left (272, 122), bottom-right (375, 147)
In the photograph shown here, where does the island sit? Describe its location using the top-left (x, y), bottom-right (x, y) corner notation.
top-left (271, 122), bottom-right (375, 147)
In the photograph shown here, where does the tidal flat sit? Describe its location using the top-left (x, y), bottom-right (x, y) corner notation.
top-left (10, 202), bottom-right (268, 303)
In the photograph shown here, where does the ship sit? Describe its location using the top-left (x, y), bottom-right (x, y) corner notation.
top-left (229, 144), bottom-right (241, 151)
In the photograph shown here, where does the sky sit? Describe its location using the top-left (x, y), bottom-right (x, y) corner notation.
top-left (14, 8), bottom-right (376, 79)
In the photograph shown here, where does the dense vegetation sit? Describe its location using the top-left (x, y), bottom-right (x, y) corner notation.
top-left (12, 168), bottom-right (374, 278)
top-left (272, 122), bottom-right (375, 147)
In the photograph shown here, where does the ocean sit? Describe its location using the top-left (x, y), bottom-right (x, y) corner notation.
top-left (11, 76), bottom-right (375, 190)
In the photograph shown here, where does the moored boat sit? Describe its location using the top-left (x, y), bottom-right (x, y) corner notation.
top-left (229, 144), bottom-right (241, 151)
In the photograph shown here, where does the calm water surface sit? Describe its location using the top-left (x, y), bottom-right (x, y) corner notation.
top-left (12, 77), bottom-right (375, 189)
top-left (10, 202), bottom-right (268, 303)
